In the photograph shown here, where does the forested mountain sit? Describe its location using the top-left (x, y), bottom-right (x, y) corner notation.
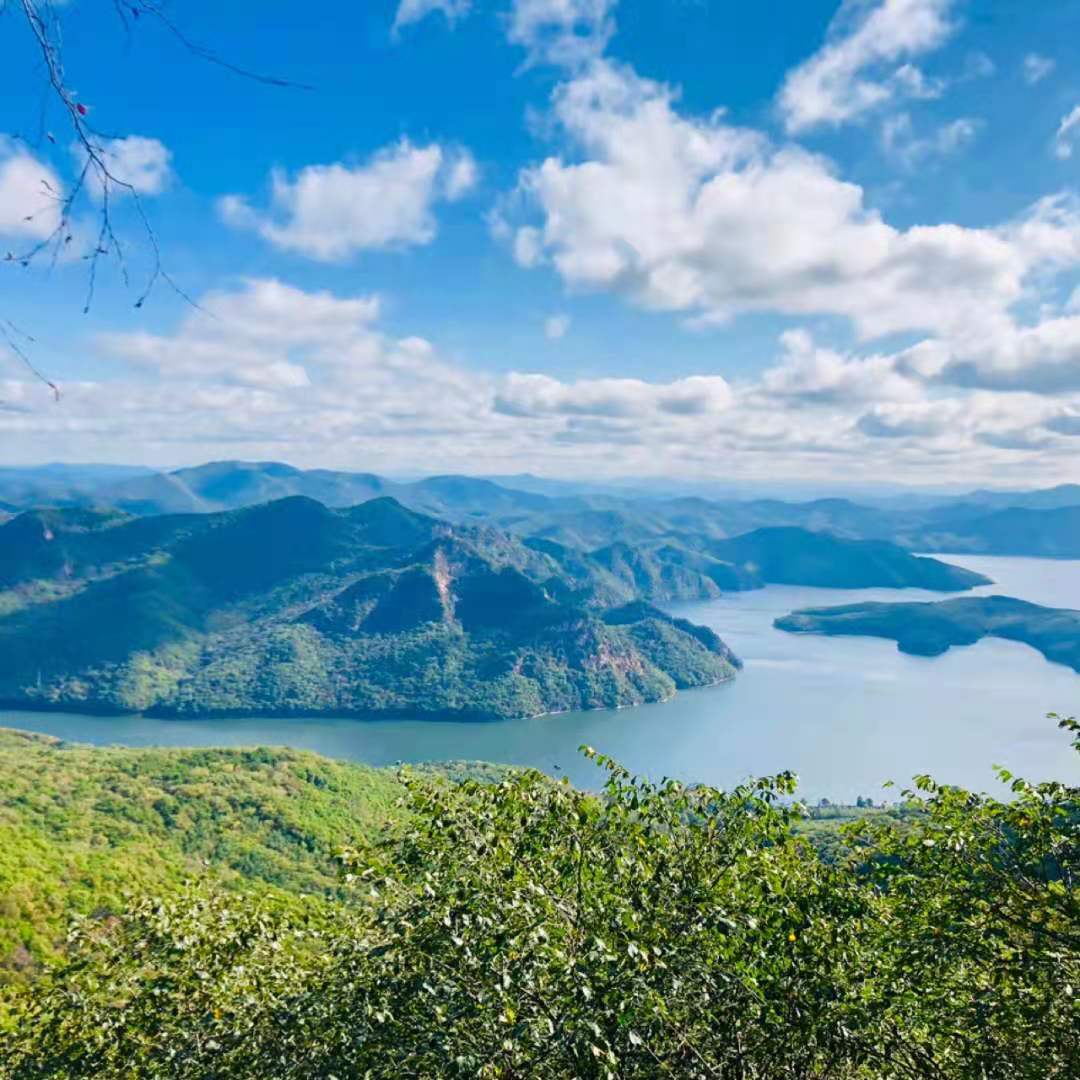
top-left (0, 497), bottom-right (739, 719)
top-left (901, 506), bottom-right (1080, 558)
top-left (705, 528), bottom-right (989, 590)
top-left (2, 461), bottom-right (1079, 560)
top-left (959, 484), bottom-right (1080, 511)
top-left (776, 595), bottom-right (1080, 672)
top-left (0, 462), bottom-right (555, 521)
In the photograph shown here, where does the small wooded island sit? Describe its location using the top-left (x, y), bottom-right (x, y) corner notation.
top-left (775, 595), bottom-right (1080, 673)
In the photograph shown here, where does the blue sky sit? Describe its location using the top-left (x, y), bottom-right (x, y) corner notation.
top-left (2, 0), bottom-right (1080, 486)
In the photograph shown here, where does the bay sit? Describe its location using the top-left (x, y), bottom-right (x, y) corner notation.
top-left (4, 554), bottom-right (1079, 799)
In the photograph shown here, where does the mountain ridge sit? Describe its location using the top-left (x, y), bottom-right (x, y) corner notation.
top-left (0, 496), bottom-right (740, 721)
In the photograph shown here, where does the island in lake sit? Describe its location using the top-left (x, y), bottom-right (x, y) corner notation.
top-left (775, 595), bottom-right (1080, 674)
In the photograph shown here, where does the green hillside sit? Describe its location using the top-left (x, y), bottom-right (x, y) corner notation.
top-left (2, 721), bottom-right (1077, 1078)
top-left (707, 527), bottom-right (991, 590)
top-left (0, 497), bottom-right (739, 720)
top-left (0, 726), bottom-right (863, 986)
top-left (0, 728), bottom-right (410, 983)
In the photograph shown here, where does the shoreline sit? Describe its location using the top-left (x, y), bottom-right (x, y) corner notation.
top-left (0, 671), bottom-right (738, 727)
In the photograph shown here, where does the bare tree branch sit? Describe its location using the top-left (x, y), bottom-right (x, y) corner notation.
top-left (2, 0), bottom-right (306, 392)
top-left (0, 320), bottom-right (59, 400)
top-left (129, 0), bottom-right (315, 90)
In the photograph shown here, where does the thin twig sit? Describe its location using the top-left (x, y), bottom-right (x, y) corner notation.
top-left (0, 321), bottom-right (60, 400)
top-left (4, 0), bottom-right (305, 397)
top-left (130, 0), bottom-right (315, 90)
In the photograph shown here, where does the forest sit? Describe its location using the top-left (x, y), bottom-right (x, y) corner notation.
top-left (1, 718), bottom-right (1077, 1078)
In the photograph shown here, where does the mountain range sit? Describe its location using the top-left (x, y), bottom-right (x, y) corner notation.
top-left (0, 497), bottom-right (742, 720)
top-left (0, 483), bottom-right (995, 719)
top-left (2, 461), bottom-right (1077, 558)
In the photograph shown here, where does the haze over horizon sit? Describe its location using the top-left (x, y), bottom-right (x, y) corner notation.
top-left (4, 0), bottom-right (1080, 486)
top-left (7, 456), bottom-right (1080, 502)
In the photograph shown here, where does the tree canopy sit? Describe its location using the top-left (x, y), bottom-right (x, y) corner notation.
top-left (3, 718), bottom-right (1078, 1078)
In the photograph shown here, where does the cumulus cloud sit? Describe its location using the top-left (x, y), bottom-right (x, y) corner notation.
top-left (857, 400), bottom-right (958, 439)
top-left (219, 140), bottom-right (478, 261)
top-left (393, 0), bottom-right (472, 32)
top-left (443, 150), bottom-right (480, 198)
top-left (507, 0), bottom-right (616, 69)
top-left (1023, 53), bottom-right (1055, 86)
top-left (5, 276), bottom-right (1079, 485)
top-left (759, 329), bottom-right (923, 404)
top-left (1052, 105), bottom-right (1080, 160)
top-left (512, 225), bottom-right (544, 267)
top-left (777, 0), bottom-right (956, 133)
top-left (857, 392), bottom-right (1063, 449)
top-left (934, 314), bottom-right (1080, 393)
top-left (544, 313), bottom-right (571, 340)
top-left (0, 139), bottom-right (63, 243)
top-left (508, 61), bottom-right (1080, 345)
top-left (495, 371), bottom-right (732, 418)
top-left (91, 279), bottom-right (491, 440)
top-left (81, 135), bottom-right (172, 198)
top-left (880, 112), bottom-right (980, 168)
top-left (98, 279), bottom-right (382, 390)
top-left (390, 0), bottom-right (614, 69)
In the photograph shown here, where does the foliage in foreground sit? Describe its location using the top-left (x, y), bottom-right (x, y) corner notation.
top-left (3, 720), bottom-right (1078, 1079)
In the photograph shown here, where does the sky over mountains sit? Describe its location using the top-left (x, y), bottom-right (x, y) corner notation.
top-left (2, 0), bottom-right (1080, 485)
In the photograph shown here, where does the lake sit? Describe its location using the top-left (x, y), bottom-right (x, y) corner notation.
top-left (4, 554), bottom-right (1079, 799)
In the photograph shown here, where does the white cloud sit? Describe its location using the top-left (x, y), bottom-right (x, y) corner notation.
top-left (0, 140), bottom-right (63, 243)
top-left (6, 276), bottom-right (1080, 485)
top-left (494, 371), bottom-right (732, 418)
top-left (1023, 53), bottom-right (1055, 86)
top-left (777, 0), bottom-right (956, 133)
top-left (82, 135), bottom-right (172, 198)
top-left (880, 112), bottom-right (980, 168)
top-left (856, 392), bottom-right (1060, 448)
top-left (509, 61), bottom-right (1080, 344)
top-left (856, 399), bottom-right (958, 439)
top-left (513, 225), bottom-right (544, 267)
top-left (760, 329), bottom-right (922, 404)
top-left (391, 0), bottom-right (615, 70)
top-left (68, 279), bottom-right (498, 459)
top-left (544, 313), bottom-right (571, 340)
top-left (1052, 105), bottom-right (1080, 160)
top-left (392, 0), bottom-right (472, 32)
top-left (219, 139), bottom-right (477, 261)
top-left (934, 314), bottom-right (1080, 393)
top-left (98, 278), bottom-right (386, 390)
top-left (507, 0), bottom-right (616, 69)
top-left (443, 148), bottom-right (479, 198)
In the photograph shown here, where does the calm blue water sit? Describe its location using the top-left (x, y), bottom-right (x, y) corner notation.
top-left (5, 554), bottom-right (1078, 800)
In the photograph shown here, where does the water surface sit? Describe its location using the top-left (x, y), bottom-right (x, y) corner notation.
top-left (5, 554), bottom-right (1078, 799)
